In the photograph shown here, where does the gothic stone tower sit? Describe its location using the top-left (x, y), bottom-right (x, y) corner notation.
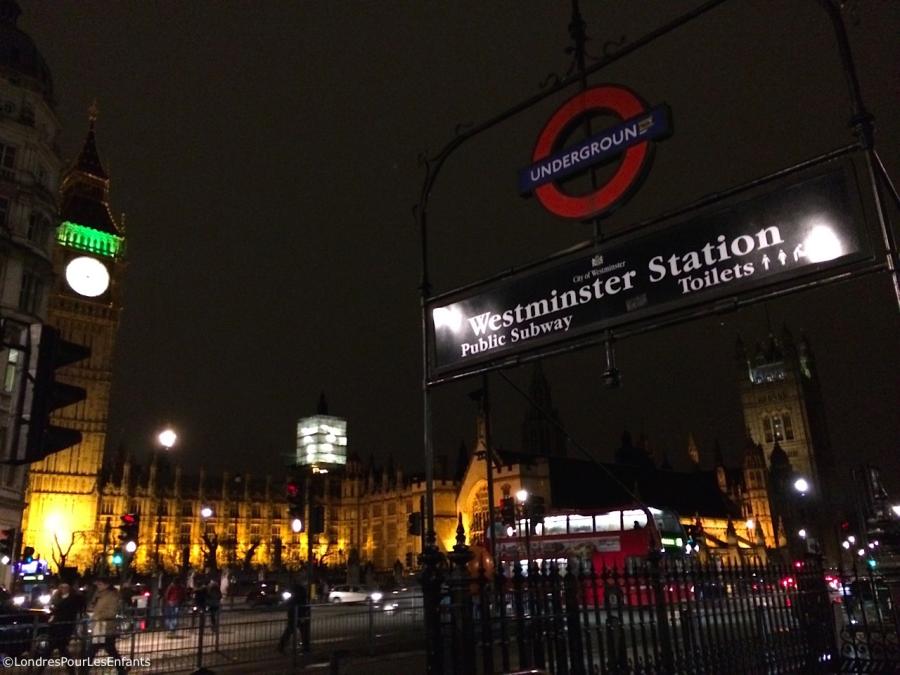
top-left (735, 327), bottom-right (833, 489)
top-left (23, 110), bottom-right (125, 570)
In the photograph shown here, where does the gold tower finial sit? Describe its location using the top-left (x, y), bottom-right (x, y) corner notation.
top-left (88, 99), bottom-right (99, 124)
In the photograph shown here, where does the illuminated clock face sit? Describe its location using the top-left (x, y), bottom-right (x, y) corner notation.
top-left (65, 256), bottom-right (110, 297)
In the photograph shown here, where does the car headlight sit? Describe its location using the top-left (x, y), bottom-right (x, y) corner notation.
top-left (12, 595), bottom-right (25, 606)
top-left (39, 594), bottom-right (52, 605)
top-left (370, 592), bottom-right (382, 603)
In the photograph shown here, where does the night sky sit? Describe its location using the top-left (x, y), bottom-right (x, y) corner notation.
top-left (21, 2), bottom-right (900, 490)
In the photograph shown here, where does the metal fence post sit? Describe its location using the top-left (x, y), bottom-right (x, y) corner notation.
top-left (367, 597), bottom-right (375, 655)
top-left (196, 608), bottom-right (206, 672)
top-left (446, 514), bottom-right (475, 675)
top-left (293, 603), bottom-right (299, 670)
top-left (564, 562), bottom-right (586, 675)
top-left (648, 552), bottom-right (675, 673)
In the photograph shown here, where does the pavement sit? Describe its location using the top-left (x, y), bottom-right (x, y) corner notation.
top-left (209, 647), bottom-right (427, 674)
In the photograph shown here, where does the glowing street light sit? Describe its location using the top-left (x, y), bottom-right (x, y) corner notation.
top-left (798, 529), bottom-right (807, 539)
top-left (892, 505), bottom-right (900, 517)
top-left (847, 535), bottom-right (856, 544)
top-left (125, 540), bottom-right (137, 553)
top-left (842, 541), bottom-right (851, 550)
top-left (745, 519), bottom-right (755, 530)
top-left (201, 506), bottom-right (213, 519)
top-left (158, 427), bottom-right (177, 450)
top-left (857, 548), bottom-right (865, 557)
top-left (515, 489), bottom-right (529, 504)
top-left (793, 477), bottom-right (809, 494)
top-left (291, 518), bottom-right (303, 533)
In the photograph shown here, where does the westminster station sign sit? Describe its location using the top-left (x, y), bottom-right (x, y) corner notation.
top-left (429, 161), bottom-right (871, 377)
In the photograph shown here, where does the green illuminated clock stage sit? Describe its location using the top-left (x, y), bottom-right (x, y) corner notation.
top-left (56, 220), bottom-right (123, 298)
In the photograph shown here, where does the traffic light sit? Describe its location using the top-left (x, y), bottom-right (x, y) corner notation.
top-left (118, 513), bottom-right (139, 549)
top-left (273, 537), bottom-right (283, 568)
top-left (310, 505), bottom-right (325, 534)
top-left (286, 478), bottom-right (304, 520)
top-left (501, 497), bottom-right (516, 528)
top-left (0, 529), bottom-right (14, 563)
top-left (407, 512), bottom-right (422, 536)
top-left (15, 325), bottom-right (89, 464)
top-left (111, 551), bottom-right (123, 566)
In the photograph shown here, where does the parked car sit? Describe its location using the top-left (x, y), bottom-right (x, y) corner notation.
top-left (327, 585), bottom-right (383, 604)
top-left (246, 582), bottom-right (285, 608)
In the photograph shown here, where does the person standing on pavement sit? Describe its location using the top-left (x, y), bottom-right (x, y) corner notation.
top-left (206, 578), bottom-right (222, 633)
top-left (163, 577), bottom-right (186, 635)
top-left (82, 578), bottom-right (125, 675)
top-left (277, 582), bottom-right (310, 654)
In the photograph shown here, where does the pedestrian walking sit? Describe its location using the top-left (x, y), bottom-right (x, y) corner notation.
top-left (81, 578), bottom-right (125, 675)
top-left (206, 578), bottom-right (222, 633)
top-left (277, 582), bottom-right (310, 654)
top-left (39, 583), bottom-right (84, 674)
top-left (163, 577), bottom-right (186, 636)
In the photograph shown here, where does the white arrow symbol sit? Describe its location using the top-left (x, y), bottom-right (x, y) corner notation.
top-left (761, 254), bottom-right (770, 270)
top-left (778, 249), bottom-right (787, 266)
top-left (793, 244), bottom-right (806, 261)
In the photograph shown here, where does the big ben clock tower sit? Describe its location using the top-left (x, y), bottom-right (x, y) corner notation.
top-left (22, 107), bottom-right (125, 570)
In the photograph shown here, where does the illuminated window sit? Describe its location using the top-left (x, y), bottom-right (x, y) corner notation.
top-left (270, 525), bottom-right (280, 538)
top-left (3, 349), bottom-right (19, 392)
top-left (772, 415), bottom-right (785, 442)
top-left (180, 524), bottom-right (191, 544)
top-left (762, 416), bottom-right (773, 443)
top-left (251, 505), bottom-right (261, 518)
top-left (470, 486), bottom-right (489, 546)
top-left (250, 524), bottom-right (261, 542)
top-left (783, 413), bottom-right (795, 440)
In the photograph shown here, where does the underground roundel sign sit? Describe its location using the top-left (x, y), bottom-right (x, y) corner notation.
top-left (518, 85), bottom-right (671, 221)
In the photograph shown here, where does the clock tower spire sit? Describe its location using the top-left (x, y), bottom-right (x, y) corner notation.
top-left (22, 106), bottom-right (127, 570)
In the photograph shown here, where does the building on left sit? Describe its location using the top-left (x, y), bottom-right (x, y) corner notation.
top-left (0, 0), bottom-right (65, 587)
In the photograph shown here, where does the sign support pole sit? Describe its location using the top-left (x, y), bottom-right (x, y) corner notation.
top-left (816, 0), bottom-right (900, 312)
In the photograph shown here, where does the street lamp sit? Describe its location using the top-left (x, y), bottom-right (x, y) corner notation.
top-left (798, 529), bottom-right (807, 539)
top-left (201, 506), bottom-right (213, 519)
top-left (291, 518), bottom-right (303, 533)
top-left (793, 477), bottom-right (810, 494)
top-left (154, 428), bottom-right (177, 572)
top-left (158, 428), bottom-right (177, 450)
top-left (148, 427), bottom-right (177, 624)
top-left (516, 489), bottom-right (531, 569)
top-left (891, 505), bottom-right (900, 517)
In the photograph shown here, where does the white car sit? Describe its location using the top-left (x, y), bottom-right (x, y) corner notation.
top-left (327, 585), bottom-right (382, 604)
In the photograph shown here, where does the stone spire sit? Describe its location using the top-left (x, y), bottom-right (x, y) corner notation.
top-left (687, 433), bottom-right (700, 467)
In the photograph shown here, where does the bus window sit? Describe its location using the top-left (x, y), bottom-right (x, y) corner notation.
top-left (569, 515), bottom-right (593, 533)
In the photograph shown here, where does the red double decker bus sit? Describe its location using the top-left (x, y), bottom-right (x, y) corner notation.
top-left (496, 505), bottom-right (691, 605)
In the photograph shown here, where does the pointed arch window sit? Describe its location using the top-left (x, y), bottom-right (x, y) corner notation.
top-left (782, 413), bottom-right (795, 440)
top-left (762, 416), bottom-right (773, 443)
top-left (470, 485), bottom-right (489, 546)
top-left (772, 415), bottom-right (785, 442)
